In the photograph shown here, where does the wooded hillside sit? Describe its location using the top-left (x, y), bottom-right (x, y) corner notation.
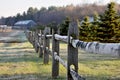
top-left (0, 4), bottom-right (111, 25)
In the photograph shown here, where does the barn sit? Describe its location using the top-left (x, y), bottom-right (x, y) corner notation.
top-left (13, 20), bottom-right (37, 30)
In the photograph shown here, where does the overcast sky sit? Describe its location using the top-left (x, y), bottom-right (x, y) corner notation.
top-left (0, 0), bottom-right (120, 17)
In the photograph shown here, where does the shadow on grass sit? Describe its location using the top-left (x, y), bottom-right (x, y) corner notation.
top-left (0, 73), bottom-right (119, 80)
top-left (78, 51), bottom-right (120, 62)
top-left (0, 53), bottom-right (42, 63)
top-left (0, 73), bottom-right (66, 80)
top-left (84, 75), bottom-right (120, 80)
top-left (6, 47), bottom-right (34, 49)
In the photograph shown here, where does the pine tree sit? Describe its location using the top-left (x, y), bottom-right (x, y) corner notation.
top-left (60, 17), bottom-right (70, 35)
top-left (98, 2), bottom-right (120, 43)
top-left (91, 12), bottom-right (100, 41)
top-left (79, 16), bottom-right (92, 41)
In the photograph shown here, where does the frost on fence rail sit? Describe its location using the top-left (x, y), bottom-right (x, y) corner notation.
top-left (38, 34), bottom-right (52, 38)
top-left (54, 52), bottom-right (67, 68)
top-left (54, 52), bottom-right (85, 80)
top-left (72, 40), bottom-right (120, 56)
top-left (70, 69), bottom-right (85, 80)
top-left (54, 34), bottom-right (72, 43)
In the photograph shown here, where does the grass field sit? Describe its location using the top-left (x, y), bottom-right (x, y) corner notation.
top-left (0, 41), bottom-right (120, 80)
top-left (0, 29), bottom-right (27, 43)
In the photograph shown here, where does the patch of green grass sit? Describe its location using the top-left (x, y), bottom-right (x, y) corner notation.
top-left (0, 42), bottom-right (120, 80)
top-left (77, 50), bottom-right (120, 80)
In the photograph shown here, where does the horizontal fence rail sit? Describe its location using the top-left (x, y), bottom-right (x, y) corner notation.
top-left (38, 34), bottom-right (53, 38)
top-left (54, 52), bottom-right (85, 80)
top-left (72, 40), bottom-right (120, 56)
top-left (54, 34), bottom-right (70, 43)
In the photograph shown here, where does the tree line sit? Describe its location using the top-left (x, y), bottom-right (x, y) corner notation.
top-left (0, 4), bottom-right (112, 25)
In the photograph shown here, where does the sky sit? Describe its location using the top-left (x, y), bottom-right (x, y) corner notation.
top-left (0, 0), bottom-right (120, 18)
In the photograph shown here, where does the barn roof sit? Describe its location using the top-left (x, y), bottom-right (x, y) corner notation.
top-left (14, 20), bottom-right (36, 26)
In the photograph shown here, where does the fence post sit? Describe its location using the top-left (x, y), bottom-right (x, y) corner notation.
top-left (67, 20), bottom-right (79, 80)
top-left (29, 31), bottom-right (33, 43)
top-left (43, 27), bottom-right (50, 64)
top-left (32, 31), bottom-right (35, 48)
top-left (34, 30), bottom-right (39, 53)
top-left (52, 25), bottom-right (59, 78)
top-left (38, 30), bottom-right (44, 58)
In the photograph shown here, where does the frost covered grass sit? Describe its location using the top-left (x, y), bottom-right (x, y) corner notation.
top-left (0, 42), bottom-right (119, 80)
top-left (0, 30), bottom-right (27, 43)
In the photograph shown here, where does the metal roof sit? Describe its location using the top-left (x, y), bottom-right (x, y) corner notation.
top-left (14, 20), bottom-right (36, 26)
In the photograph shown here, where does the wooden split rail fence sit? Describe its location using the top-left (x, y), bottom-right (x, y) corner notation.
top-left (25, 21), bottom-right (120, 80)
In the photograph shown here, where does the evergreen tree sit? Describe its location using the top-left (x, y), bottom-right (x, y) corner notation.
top-left (79, 16), bottom-right (92, 41)
top-left (98, 2), bottom-right (120, 43)
top-left (91, 12), bottom-right (100, 41)
top-left (60, 17), bottom-right (70, 35)
top-left (27, 7), bottom-right (38, 20)
top-left (22, 11), bottom-right (27, 20)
